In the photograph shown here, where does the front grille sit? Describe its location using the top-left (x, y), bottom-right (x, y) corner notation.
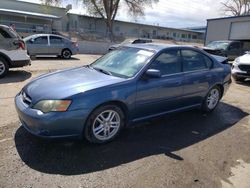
top-left (239, 64), bottom-right (250, 72)
top-left (21, 91), bottom-right (32, 106)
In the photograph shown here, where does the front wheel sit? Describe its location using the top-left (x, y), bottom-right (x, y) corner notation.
top-left (84, 105), bottom-right (125, 144)
top-left (202, 86), bottom-right (221, 112)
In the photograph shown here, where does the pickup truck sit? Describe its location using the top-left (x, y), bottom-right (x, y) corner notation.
top-left (203, 40), bottom-right (250, 60)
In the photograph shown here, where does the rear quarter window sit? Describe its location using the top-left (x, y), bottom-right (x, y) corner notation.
top-left (0, 28), bottom-right (12, 38)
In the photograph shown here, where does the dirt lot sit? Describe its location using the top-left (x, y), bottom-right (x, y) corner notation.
top-left (0, 54), bottom-right (250, 188)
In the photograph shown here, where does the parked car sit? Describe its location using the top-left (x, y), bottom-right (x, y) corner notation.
top-left (15, 44), bottom-right (231, 144)
top-left (108, 38), bottom-right (152, 51)
top-left (203, 40), bottom-right (250, 60)
top-left (23, 34), bottom-right (79, 59)
top-left (232, 51), bottom-right (250, 82)
top-left (0, 24), bottom-right (30, 78)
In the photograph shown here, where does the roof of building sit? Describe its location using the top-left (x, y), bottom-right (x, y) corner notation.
top-left (0, 8), bottom-right (61, 20)
top-left (68, 13), bottom-right (204, 34)
top-left (124, 43), bottom-right (197, 52)
top-left (207, 15), bottom-right (250, 21)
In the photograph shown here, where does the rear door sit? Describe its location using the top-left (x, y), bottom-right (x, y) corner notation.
top-left (135, 49), bottom-right (183, 119)
top-left (48, 35), bottom-right (65, 55)
top-left (181, 49), bottom-right (212, 106)
top-left (28, 36), bottom-right (49, 55)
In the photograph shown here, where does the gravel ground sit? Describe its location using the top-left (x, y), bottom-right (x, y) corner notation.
top-left (0, 54), bottom-right (250, 188)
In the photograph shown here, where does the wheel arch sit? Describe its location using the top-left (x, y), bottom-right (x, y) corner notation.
top-left (0, 52), bottom-right (11, 67)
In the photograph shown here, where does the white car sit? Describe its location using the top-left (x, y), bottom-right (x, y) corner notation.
top-left (0, 25), bottom-right (30, 78)
top-left (232, 52), bottom-right (250, 82)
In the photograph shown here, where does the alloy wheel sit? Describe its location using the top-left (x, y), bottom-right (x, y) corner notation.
top-left (207, 88), bottom-right (220, 110)
top-left (0, 61), bottom-right (6, 76)
top-left (92, 110), bottom-right (121, 141)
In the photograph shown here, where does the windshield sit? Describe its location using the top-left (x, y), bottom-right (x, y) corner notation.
top-left (206, 41), bottom-right (230, 50)
top-left (91, 47), bottom-right (155, 78)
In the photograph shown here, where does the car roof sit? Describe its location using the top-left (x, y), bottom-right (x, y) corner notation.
top-left (0, 24), bottom-right (10, 29)
top-left (123, 43), bottom-right (197, 53)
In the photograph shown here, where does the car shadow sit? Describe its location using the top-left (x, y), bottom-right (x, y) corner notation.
top-left (14, 102), bottom-right (248, 175)
top-left (33, 57), bottom-right (80, 61)
top-left (235, 79), bottom-right (250, 86)
top-left (0, 70), bottom-right (32, 84)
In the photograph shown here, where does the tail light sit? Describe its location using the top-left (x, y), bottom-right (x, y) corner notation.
top-left (72, 42), bottom-right (78, 48)
top-left (18, 40), bottom-right (25, 50)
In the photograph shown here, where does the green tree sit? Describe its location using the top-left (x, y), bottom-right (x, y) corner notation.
top-left (41, 0), bottom-right (158, 40)
top-left (222, 0), bottom-right (250, 16)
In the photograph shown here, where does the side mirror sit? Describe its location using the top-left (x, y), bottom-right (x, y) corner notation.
top-left (145, 69), bottom-right (161, 78)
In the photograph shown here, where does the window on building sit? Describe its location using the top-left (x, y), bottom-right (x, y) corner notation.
top-left (181, 34), bottom-right (186, 38)
top-left (188, 34), bottom-right (191, 38)
top-left (192, 35), bottom-right (197, 39)
top-left (182, 50), bottom-right (209, 72)
top-left (115, 26), bottom-right (120, 32)
top-left (153, 30), bottom-right (157, 36)
top-left (173, 33), bottom-right (176, 37)
top-left (150, 50), bottom-right (182, 75)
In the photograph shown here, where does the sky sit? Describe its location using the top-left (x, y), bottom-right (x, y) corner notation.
top-left (19, 0), bottom-right (226, 28)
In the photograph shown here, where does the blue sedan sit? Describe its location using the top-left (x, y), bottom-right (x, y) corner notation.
top-left (15, 44), bottom-right (231, 143)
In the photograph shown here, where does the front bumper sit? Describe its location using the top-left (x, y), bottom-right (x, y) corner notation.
top-left (15, 93), bottom-right (90, 139)
top-left (232, 64), bottom-right (250, 78)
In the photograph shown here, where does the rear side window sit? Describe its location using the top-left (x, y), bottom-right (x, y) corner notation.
top-left (150, 50), bottom-right (182, 75)
top-left (50, 36), bottom-right (63, 44)
top-left (182, 50), bottom-right (209, 72)
top-left (0, 28), bottom-right (12, 38)
top-left (33, 36), bottom-right (48, 44)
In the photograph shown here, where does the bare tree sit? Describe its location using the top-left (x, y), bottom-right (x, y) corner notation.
top-left (221, 0), bottom-right (250, 16)
top-left (41, 0), bottom-right (158, 40)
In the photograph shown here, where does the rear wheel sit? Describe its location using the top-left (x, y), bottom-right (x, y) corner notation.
top-left (202, 86), bottom-right (221, 112)
top-left (84, 105), bottom-right (125, 144)
top-left (61, 49), bottom-right (72, 59)
top-left (0, 57), bottom-right (9, 78)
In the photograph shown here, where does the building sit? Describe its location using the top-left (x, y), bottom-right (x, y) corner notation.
top-left (68, 13), bottom-right (204, 42)
top-left (0, 0), bottom-right (203, 42)
top-left (205, 15), bottom-right (250, 45)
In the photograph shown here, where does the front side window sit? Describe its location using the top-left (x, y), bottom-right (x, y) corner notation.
top-left (150, 50), bottom-right (182, 75)
top-left (182, 50), bottom-right (209, 72)
top-left (91, 47), bottom-right (154, 78)
top-left (33, 36), bottom-right (48, 44)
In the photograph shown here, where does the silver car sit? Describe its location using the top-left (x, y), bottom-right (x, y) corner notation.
top-left (24, 34), bottom-right (79, 59)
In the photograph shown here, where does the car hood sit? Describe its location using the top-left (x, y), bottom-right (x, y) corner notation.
top-left (237, 54), bottom-right (250, 64)
top-left (23, 67), bottom-right (125, 104)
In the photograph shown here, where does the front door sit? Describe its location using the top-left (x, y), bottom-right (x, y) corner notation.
top-left (135, 49), bottom-right (183, 120)
top-left (28, 36), bottom-right (49, 55)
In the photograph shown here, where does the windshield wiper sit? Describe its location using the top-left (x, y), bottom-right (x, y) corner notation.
top-left (92, 67), bottom-right (113, 76)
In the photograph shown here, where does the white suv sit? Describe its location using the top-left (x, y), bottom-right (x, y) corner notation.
top-left (0, 25), bottom-right (30, 78)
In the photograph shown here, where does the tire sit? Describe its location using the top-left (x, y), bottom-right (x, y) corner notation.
top-left (202, 86), bottom-right (221, 113)
top-left (233, 76), bottom-right (245, 82)
top-left (61, 49), bottom-right (72, 59)
top-left (84, 105), bottom-right (125, 144)
top-left (0, 57), bottom-right (9, 78)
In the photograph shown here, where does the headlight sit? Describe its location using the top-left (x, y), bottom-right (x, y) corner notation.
top-left (234, 58), bottom-right (240, 64)
top-left (33, 100), bottom-right (72, 113)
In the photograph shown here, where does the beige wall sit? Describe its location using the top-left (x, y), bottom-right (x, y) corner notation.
top-left (205, 16), bottom-right (250, 45)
